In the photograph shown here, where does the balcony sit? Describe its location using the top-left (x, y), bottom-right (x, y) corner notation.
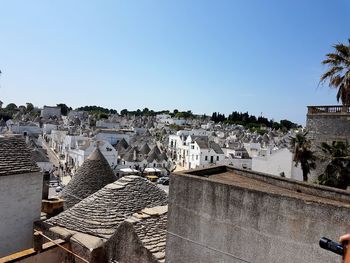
top-left (307, 105), bottom-right (350, 115)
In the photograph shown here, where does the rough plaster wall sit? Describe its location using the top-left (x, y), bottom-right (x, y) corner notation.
top-left (166, 174), bottom-right (350, 263)
top-left (0, 172), bottom-right (43, 257)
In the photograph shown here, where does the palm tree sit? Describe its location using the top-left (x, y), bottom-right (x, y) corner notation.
top-left (320, 39), bottom-right (350, 105)
top-left (318, 141), bottom-right (350, 189)
top-left (290, 132), bottom-right (316, 182)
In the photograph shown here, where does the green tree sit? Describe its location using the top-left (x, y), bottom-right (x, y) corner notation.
top-left (26, 103), bottom-right (34, 113)
top-left (142, 108), bottom-right (149, 115)
top-left (320, 39), bottom-right (350, 105)
top-left (57, 103), bottom-right (71, 116)
top-left (318, 141), bottom-right (350, 189)
top-left (99, 113), bottom-right (108, 119)
top-left (120, 109), bottom-right (128, 116)
top-left (5, 103), bottom-right (17, 111)
top-left (290, 132), bottom-right (316, 182)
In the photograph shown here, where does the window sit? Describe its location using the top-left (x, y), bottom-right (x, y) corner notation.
top-left (217, 156), bottom-right (219, 161)
top-left (191, 145), bottom-right (194, 149)
top-left (196, 155), bottom-right (198, 160)
top-left (205, 156), bottom-right (208, 161)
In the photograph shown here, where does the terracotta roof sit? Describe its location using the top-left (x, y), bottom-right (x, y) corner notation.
top-left (0, 135), bottom-right (40, 176)
top-left (47, 175), bottom-right (167, 238)
top-left (61, 147), bottom-right (117, 209)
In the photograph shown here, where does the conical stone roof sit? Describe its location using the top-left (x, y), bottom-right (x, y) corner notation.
top-left (47, 175), bottom-right (167, 238)
top-left (139, 143), bottom-right (151, 155)
top-left (61, 147), bottom-right (116, 209)
top-left (116, 138), bottom-right (129, 150)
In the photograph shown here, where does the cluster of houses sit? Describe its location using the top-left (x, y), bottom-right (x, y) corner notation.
top-left (0, 105), bottom-right (303, 180)
top-left (1, 103), bottom-right (347, 263)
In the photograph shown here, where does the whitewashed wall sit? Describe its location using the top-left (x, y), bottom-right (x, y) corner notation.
top-left (252, 148), bottom-right (296, 178)
top-left (0, 172), bottom-right (43, 257)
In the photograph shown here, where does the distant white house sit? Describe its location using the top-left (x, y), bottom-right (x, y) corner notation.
top-left (95, 129), bottom-right (131, 145)
top-left (252, 147), bottom-right (302, 180)
top-left (50, 130), bottom-right (68, 153)
top-left (43, 123), bottom-right (58, 134)
top-left (67, 139), bottom-right (118, 168)
top-left (41, 105), bottom-right (61, 119)
top-left (10, 122), bottom-right (42, 136)
top-left (170, 134), bottom-right (225, 170)
top-left (96, 120), bottom-right (121, 129)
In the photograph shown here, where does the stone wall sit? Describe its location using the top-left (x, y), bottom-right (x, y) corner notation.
top-left (166, 168), bottom-right (350, 263)
top-left (306, 113), bottom-right (350, 143)
top-left (0, 172), bottom-right (43, 257)
top-left (106, 222), bottom-right (158, 263)
top-left (306, 113), bottom-right (350, 179)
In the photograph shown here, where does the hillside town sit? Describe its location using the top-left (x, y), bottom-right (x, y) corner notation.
top-left (1, 98), bottom-right (350, 262)
top-left (0, 104), bottom-right (304, 184)
top-left (1, 1), bottom-right (350, 263)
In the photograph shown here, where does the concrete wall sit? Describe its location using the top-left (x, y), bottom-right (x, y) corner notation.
top-left (166, 169), bottom-right (350, 263)
top-left (0, 172), bottom-right (43, 257)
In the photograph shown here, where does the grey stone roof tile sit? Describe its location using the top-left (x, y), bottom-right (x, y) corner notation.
top-left (47, 175), bottom-right (167, 238)
top-left (0, 135), bottom-right (40, 176)
top-left (61, 147), bottom-right (117, 209)
top-left (126, 205), bottom-right (168, 262)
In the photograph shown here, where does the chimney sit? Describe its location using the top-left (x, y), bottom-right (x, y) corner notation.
top-left (33, 231), bottom-right (43, 252)
top-left (42, 171), bottom-right (50, 200)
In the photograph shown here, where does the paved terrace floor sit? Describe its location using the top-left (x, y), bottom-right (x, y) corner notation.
top-left (208, 172), bottom-right (350, 208)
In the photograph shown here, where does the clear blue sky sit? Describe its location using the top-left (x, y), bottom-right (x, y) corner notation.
top-left (0, 0), bottom-right (349, 124)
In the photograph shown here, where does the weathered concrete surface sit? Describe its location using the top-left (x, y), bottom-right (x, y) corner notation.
top-left (166, 166), bottom-right (350, 263)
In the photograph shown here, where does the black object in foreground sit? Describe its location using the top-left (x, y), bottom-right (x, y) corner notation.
top-left (319, 237), bottom-right (344, 256)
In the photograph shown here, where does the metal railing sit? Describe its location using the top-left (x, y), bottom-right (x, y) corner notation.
top-left (307, 105), bottom-right (350, 114)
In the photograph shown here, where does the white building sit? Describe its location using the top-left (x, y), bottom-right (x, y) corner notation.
top-left (10, 122), bottom-right (42, 136)
top-left (67, 139), bottom-right (118, 168)
top-left (96, 120), bottom-right (121, 129)
top-left (41, 106), bottom-right (61, 119)
top-left (50, 130), bottom-right (68, 153)
top-left (170, 134), bottom-right (225, 170)
top-left (252, 147), bottom-right (302, 180)
top-left (43, 123), bottom-right (58, 134)
top-left (0, 135), bottom-right (43, 257)
top-left (95, 129), bottom-right (132, 145)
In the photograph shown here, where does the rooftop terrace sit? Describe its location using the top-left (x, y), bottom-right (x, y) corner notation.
top-left (307, 105), bottom-right (350, 115)
top-left (183, 165), bottom-right (350, 207)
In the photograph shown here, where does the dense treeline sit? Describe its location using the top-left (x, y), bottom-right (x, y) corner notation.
top-left (119, 108), bottom-right (194, 118)
top-left (76, 105), bottom-right (117, 115)
top-left (0, 103), bottom-right (38, 121)
top-left (0, 101), bottom-right (299, 130)
top-left (211, 111), bottom-right (299, 130)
